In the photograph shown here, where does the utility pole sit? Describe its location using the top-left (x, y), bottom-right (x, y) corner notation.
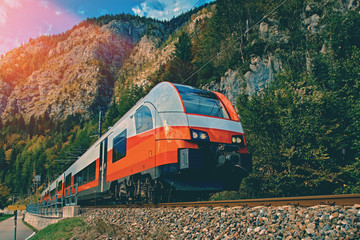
top-left (98, 111), bottom-right (102, 139)
top-left (14, 210), bottom-right (17, 240)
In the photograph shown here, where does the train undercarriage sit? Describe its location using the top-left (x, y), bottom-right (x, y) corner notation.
top-left (79, 143), bottom-right (251, 205)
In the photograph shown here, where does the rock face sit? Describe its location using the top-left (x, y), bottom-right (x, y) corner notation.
top-left (203, 0), bottom-right (359, 110)
top-left (78, 204), bottom-right (360, 239)
top-left (0, 18), bottom-right (166, 121)
top-left (203, 16), bottom-right (285, 109)
top-left (0, 80), bottom-right (12, 116)
top-left (203, 54), bottom-right (282, 108)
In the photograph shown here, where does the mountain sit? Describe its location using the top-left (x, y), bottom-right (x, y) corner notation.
top-left (0, 0), bottom-right (359, 199)
top-left (0, 15), bottom-right (169, 121)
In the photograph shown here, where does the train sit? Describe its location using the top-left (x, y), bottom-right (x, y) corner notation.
top-left (41, 82), bottom-right (251, 205)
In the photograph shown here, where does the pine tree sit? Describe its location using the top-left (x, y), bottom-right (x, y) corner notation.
top-left (28, 115), bottom-right (37, 138)
top-left (0, 147), bottom-right (5, 181)
top-left (175, 32), bottom-right (193, 62)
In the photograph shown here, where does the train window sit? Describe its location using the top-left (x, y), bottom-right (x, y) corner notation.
top-left (135, 106), bottom-right (153, 134)
top-left (65, 173), bottom-right (72, 187)
top-left (113, 130), bottom-right (127, 163)
top-left (75, 172), bottom-right (83, 185)
top-left (174, 84), bottom-right (229, 119)
top-left (103, 138), bottom-right (108, 164)
top-left (57, 181), bottom-right (62, 191)
top-left (145, 82), bottom-right (183, 112)
top-left (74, 161), bottom-right (96, 186)
top-left (99, 139), bottom-right (108, 166)
top-left (50, 189), bottom-right (55, 197)
top-left (89, 161), bottom-right (96, 182)
top-left (99, 142), bottom-right (103, 166)
top-left (83, 167), bottom-right (89, 183)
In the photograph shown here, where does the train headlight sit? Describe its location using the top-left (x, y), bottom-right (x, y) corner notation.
top-left (232, 135), bottom-right (245, 147)
top-left (191, 129), bottom-right (210, 141)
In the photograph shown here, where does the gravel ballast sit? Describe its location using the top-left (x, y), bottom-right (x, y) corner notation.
top-left (81, 204), bottom-right (360, 239)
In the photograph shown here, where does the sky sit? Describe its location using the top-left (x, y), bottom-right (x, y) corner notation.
top-left (0, 0), bottom-right (215, 55)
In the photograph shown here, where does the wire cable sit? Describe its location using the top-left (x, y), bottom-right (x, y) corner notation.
top-left (191, 0), bottom-right (203, 11)
top-left (187, 0), bottom-right (212, 41)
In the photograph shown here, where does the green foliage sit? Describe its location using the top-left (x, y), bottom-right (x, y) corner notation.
top-left (175, 32), bottom-right (193, 62)
top-left (103, 84), bottom-right (147, 131)
top-left (0, 183), bottom-right (10, 209)
top-left (210, 191), bottom-right (241, 201)
top-left (0, 214), bottom-right (14, 222)
top-left (0, 147), bottom-right (5, 182)
top-left (0, 214), bottom-right (13, 222)
top-left (335, 158), bottom-right (360, 194)
top-left (323, 9), bottom-right (360, 58)
top-left (234, 4), bottom-right (360, 197)
top-left (30, 217), bottom-right (85, 240)
top-left (237, 57), bottom-right (359, 197)
top-left (162, 58), bottom-right (195, 84)
top-left (0, 111), bottom-right (99, 195)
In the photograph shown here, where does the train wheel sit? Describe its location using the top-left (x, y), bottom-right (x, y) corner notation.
top-left (136, 176), bottom-right (155, 203)
top-left (141, 177), bottom-right (151, 202)
top-left (126, 178), bottom-right (136, 204)
top-left (152, 180), bottom-right (173, 203)
top-left (144, 178), bottom-right (158, 204)
top-left (117, 180), bottom-right (130, 204)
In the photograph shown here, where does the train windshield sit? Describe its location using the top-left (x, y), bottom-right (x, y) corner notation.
top-left (174, 84), bottom-right (229, 119)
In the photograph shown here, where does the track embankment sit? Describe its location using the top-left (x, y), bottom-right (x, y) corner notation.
top-left (78, 194), bottom-right (360, 239)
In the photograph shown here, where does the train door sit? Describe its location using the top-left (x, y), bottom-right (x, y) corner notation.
top-left (99, 137), bottom-right (108, 192)
top-left (133, 103), bottom-right (156, 174)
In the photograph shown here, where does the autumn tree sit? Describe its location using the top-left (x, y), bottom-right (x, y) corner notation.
top-left (0, 183), bottom-right (10, 209)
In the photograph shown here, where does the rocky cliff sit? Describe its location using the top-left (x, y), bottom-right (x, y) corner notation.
top-left (203, 0), bottom-right (359, 109)
top-left (0, 17), bottom-right (167, 121)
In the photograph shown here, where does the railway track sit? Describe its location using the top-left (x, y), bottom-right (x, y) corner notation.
top-left (83, 193), bottom-right (360, 209)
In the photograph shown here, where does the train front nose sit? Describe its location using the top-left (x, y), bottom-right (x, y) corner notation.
top-left (215, 144), bottom-right (241, 168)
top-left (176, 142), bottom-right (251, 190)
top-left (210, 143), bottom-right (252, 190)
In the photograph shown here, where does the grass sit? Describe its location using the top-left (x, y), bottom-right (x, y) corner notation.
top-left (0, 214), bottom-right (13, 222)
top-left (29, 217), bottom-right (86, 240)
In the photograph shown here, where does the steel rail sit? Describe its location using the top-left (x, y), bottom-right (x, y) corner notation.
top-left (82, 194), bottom-right (360, 209)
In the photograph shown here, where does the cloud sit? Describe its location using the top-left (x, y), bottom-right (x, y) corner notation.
top-left (0, 0), bottom-right (81, 55)
top-left (4, 0), bottom-right (22, 8)
top-left (0, 6), bottom-right (7, 24)
top-left (132, 0), bottom-right (196, 20)
top-left (77, 6), bottom-right (86, 16)
top-left (0, 0), bottom-right (22, 24)
top-left (44, 21), bottom-right (53, 34)
top-left (39, 0), bottom-right (49, 9)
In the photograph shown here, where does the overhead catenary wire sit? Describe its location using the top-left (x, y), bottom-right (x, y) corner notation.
top-left (181, 0), bottom-right (290, 85)
top-left (187, 0), bottom-right (211, 40)
top-left (191, 0), bottom-right (203, 11)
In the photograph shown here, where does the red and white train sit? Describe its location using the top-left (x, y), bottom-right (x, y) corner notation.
top-left (41, 82), bottom-right (251, 204)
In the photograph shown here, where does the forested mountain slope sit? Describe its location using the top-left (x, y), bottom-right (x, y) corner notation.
top-left (0, 0), bottom-right (359, 203)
